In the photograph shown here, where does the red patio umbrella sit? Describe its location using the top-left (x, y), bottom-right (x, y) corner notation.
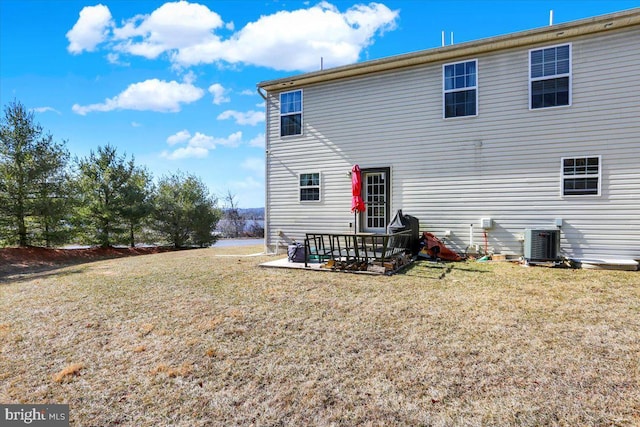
top-left (351, 165), bottom-right (365, 233)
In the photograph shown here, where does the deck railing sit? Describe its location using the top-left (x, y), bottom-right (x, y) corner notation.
top-left (304, 230), bottom-right (412, 268)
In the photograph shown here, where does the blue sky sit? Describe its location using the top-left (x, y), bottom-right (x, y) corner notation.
top-left (1, 1), bottom-right (638, 207)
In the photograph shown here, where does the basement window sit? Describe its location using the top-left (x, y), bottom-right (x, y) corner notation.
top-left (443, 59), bottom-right (477, 118)
top-left (530, 44), bottom-right (571, 109)
top-left (562, 156), bottom-right (600, 196)
top-left (299, 172), bottom-right (320, 202)
top-left (280, 90), bottom-right (302, 136)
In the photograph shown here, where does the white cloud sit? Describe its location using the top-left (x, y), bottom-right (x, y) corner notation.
top-left (242, 157), bottom-right (265, 176)
top-left (208, 83), bottom-right (230, 105)
top-left (131, 121), bottom-right (142, 127)
top-left (31, 106), bottom-right (61, 114)
top-left (240, 89), bottom-right (255, 96)
top-left (231, 175), bottom-right (263, 190)
top-left (67, 1), bottom-right (398, 72)
top-left (112, 1), bottom-right (225, 60)
top-left (161, 145), bottom-right (208, 160)
top-left (182, 70), bottom-right (197, 84)
top-left (203, 2), bottom-right (398, 71)
top-left (172, 2), bottom-right (398, 70)
top-left (248, 133), bottom-right (265, 148)
top-left (167, 129), bottom-right (191, 145)
top-left (106, 52), bottom-right (129, 66)
top-left (189, 132), bottom-right (216, 148)
top-left (66, 4), bottom-right (113, 54)
top-left (162, 130), bottom-right (243, 159)
top-left (72, 78), bottom-right (204, 115)
top-left (217, 110), bottom-right (264, 126)
top-left (192, 131), bottom-right (241, 148)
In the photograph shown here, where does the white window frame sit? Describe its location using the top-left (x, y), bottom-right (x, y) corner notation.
top-left (561, 155), bottom-right (601, 197)
top-left (442, 59), bottom-right (478, 119)
top-left (299, 172), bottom-right (321, 202)
top-left (280, 89), bottom-right (303, 137)
top-left (529, 43), bottom-right (572, 110)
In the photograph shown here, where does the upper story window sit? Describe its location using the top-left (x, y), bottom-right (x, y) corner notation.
top-left (280, 90), bottom-right (302, 137)
top-left (443, 59), bottom-right (477, 118)
top-left (562, 156), bottom-right (600, 196)
top-left (299, 172), bottom-right (320, 201)
top-left (530, 44), bottom-right (571, 109)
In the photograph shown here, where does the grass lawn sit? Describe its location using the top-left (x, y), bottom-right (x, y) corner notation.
top-left (1, 246), bottom-right (639, 426)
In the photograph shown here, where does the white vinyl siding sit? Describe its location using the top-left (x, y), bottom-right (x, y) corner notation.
top-left (529, 44), bottom-right (571, 109)
top-left (264, 26), bottom-right (640, 260)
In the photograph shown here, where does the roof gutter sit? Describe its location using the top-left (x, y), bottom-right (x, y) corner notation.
top-left (258, 8), bottom-right (640, 92)
top-left (256, 86), bottom-right (267, 100)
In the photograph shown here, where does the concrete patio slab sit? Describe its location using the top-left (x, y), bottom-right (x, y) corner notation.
top-left (259, 257), bottom-right (384, 275)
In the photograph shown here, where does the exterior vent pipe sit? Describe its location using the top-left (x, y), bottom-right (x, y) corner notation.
top-left (441, 31), bottom-right (454, 46)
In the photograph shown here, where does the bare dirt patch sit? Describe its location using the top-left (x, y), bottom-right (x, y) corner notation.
top-left (0, 246), bottom-right (182, 280)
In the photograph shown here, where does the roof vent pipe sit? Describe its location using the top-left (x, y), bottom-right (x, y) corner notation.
top-left (441, 31), bottom-right (445, 47)
top-left (550, 10), bottom-right (554, 26)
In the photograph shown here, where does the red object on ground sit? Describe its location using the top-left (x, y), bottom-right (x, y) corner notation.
top-left (421, 232), bottom-right (462, 261)
top-left (351, 165), bottom-right (365, 213)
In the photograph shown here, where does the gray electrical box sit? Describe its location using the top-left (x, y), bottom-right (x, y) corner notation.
top-left (480, 218), bottom-right (493, 229)
top-left (524, 229), bottom-right (560, 261)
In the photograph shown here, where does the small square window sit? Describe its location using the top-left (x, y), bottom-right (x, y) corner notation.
top-left (299, 172), bottom-right (320, 201)
top-left (562, 156), bottom-right (600, 196)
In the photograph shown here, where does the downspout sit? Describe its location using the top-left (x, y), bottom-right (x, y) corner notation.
top-left (257, 86), bottom-right (270, 254)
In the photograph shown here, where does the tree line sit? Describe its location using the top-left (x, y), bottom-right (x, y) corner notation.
top-left (0, 100), bottom-right (227, 248)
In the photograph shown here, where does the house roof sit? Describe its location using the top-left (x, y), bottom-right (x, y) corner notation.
top-left (257, 7), bottom-right (640, 92)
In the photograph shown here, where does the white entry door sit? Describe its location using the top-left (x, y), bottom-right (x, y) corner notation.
top-left (362, 169), bottom-right (389, 233)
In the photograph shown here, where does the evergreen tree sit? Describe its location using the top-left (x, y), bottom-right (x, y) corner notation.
top-left (121, 167), bottom-right (154, 247)
top-left (75, 145), bottom-right (135, 247)
top-left (151, 172), bottom-right (221, 248)
top-left (31, 147), bottom-right (74, 247)
top-left (0, 100), bottom-right (70, 246)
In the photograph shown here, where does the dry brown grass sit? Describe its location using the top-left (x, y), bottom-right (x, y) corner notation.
top-left (53, 363), bottom-right (84, 383)
top-left (1, 245), bottom-right (639, 426)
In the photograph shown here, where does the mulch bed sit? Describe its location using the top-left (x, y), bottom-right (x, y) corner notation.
top-left (0, 246), bottom-right (180, 278)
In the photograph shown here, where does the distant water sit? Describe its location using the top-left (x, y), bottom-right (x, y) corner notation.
top-left (212, 238), bottom-right (264, 248)
top-left (216, 219), bottom-right (264, 233)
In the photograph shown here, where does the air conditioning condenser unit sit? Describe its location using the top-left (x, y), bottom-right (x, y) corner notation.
top-left (524, 229), bottom-right (559, 262)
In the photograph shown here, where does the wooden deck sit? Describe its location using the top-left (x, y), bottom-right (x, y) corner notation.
top-left (260, 230), bottom-right (415, 275)
top-left (305, 230), bottom-right (412, 265)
